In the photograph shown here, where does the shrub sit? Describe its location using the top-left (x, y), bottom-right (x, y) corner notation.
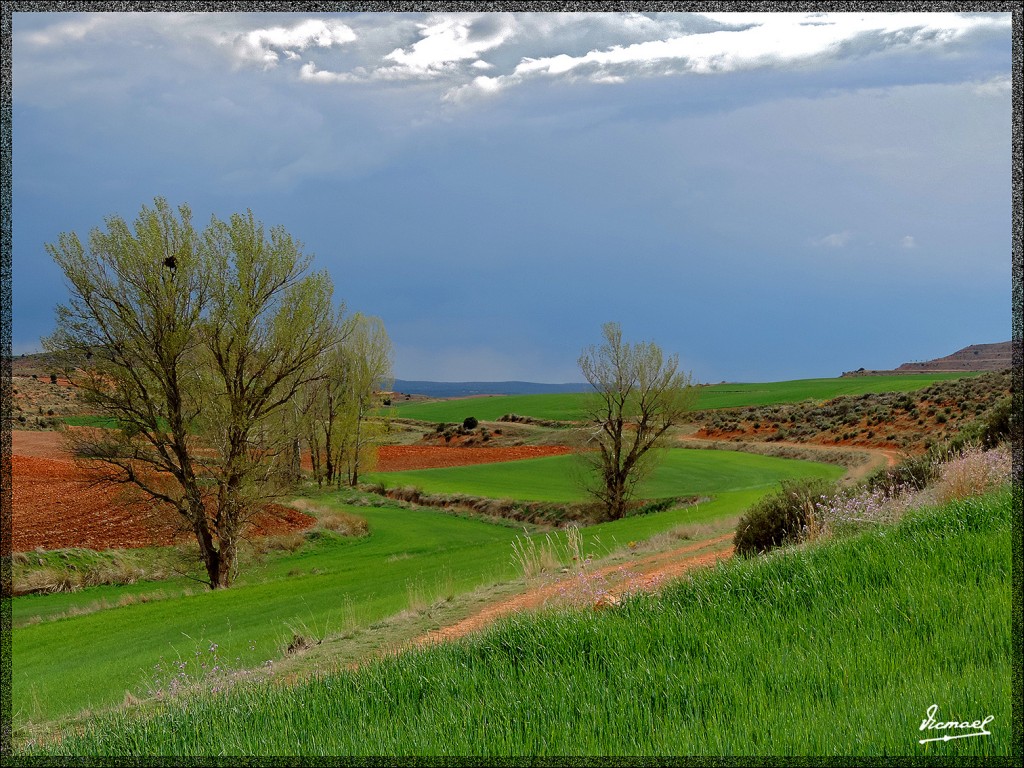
top-left (813, 482), bottom-right (918, 536)
top-left (976, 396), bottom-right (1013, 448)
top-left (733, 478), bottom-right (837, 557)
top-left (865, 452), bottom-right (937, 497)
top-left (463, 416), bottom-right (479, 430)
top-left (931, 444), bottom-right (1011, 504)
top-left (318, 511), bottom-right (369, 537)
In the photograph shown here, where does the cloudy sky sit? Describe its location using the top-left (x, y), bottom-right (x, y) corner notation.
top-left (10, 10), bottom-right (1013, 383)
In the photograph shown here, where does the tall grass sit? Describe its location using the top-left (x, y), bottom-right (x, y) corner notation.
top-left (13, 490), bottom-right (759, 726)
top-left (22, 487), bottom-right (1011, 756)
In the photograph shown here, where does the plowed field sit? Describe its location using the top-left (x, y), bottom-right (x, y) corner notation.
top-left (375, 445), bottom-right (573, 471)
top-left (11, 431), bottom-right (315, 553)
top-left (11, 433), bottom-right (575, 552)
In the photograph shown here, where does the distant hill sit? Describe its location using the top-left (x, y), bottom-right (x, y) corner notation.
top-left (843, 341), bottom-right (1012, 376)
top-left (391, 380), bottom-right (592, 399)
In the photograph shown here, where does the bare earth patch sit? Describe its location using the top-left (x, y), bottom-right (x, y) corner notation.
top-left (375, 444), bottom-right (574, 472)
top-left (414, 533), bottom-right (734, 647)
top-left (11, 431), bottom-right (315, 552)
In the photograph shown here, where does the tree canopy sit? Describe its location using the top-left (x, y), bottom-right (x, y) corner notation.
top-left (577, 322), bottom-right (696, 520)
top-left (45, 198), bottom-right (343, 588)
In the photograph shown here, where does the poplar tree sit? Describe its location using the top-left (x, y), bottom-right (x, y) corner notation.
top-left (577, 322), bottom-right (696, 520)
top-left (46, 198), bottom-right (338, 588)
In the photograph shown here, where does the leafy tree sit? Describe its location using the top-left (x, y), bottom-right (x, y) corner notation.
top-left (301, 315), bottom-right (357, 488)
top-left (303, 313), bottom-right (393, 488)
top-left (577, 322), bottom-right (696, 520)
top-left (45, 198), bottom-right (338, 589)
top-left (339, 313), bottom-right (393, 486)
top-left (196, 210), bottom-right (338, 585)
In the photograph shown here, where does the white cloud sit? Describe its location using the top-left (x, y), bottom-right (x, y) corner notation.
top-left (813, 231), bottom-right (854, 248)
top-left (220, 18), bottom-right (357, 69)
top-left (532, 12), bottom-right (1004, 77)
top-left (901, 235), bottom-right (917, 248)
top-left (299, 61), bottom-right (357, 84)
top-left (971, 73), bottom-right (1012, 97)
top-left (449, 12), bottom-right (1010, 100)
top-left (380, 14), bottom-right (516, 77)
top-left (22, 15), bottom-right (105, 46)
top-left (14, 10), bottom-right (1011, 106)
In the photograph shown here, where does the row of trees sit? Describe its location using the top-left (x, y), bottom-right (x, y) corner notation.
top-left (45, 198), bottom-right (391, 589)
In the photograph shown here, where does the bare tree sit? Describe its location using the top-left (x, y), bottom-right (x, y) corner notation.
top-left (577, 322), bottom-right (696, 520)
top-left (45, 199), bottom-right (338, 589)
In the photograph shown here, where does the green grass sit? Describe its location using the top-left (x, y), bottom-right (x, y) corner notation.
top-left (396, 391), bottom-right (587, 423)
top-left (368, 448), bottom-right (845, 502)
top-left (394, 372), bottom-right (980, 423)
top-left (61, 415), bottom-right (121, 429)
top-left (22, 488), bottom-right (1011, 756)
top-left (11, 484), bottom-right (767, 728)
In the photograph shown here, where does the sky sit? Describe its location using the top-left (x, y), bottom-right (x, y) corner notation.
top-left (9, 9), bottom-right (1014, 383)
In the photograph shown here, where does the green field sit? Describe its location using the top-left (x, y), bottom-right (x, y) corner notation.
top-left (394, 372), bottom-right (979, 423)
top-left (61, 415), bottom-right (122, 429)
top-left (22, 488), bottom-right (1012, 756)
top-left (368, 449), bottom-right (844, 502)
top-left (12, 463), bottom-right (794, 728)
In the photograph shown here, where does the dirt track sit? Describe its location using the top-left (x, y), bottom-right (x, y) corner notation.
top-left (415, 534), bottom-right (735, 647)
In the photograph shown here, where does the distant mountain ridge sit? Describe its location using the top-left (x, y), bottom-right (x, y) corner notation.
top-left (843, 341), bottom-right (1012, 376)
top-left (391, 380), bottom-right (592, 399)
top-left (896, 341), bottom-right (1012, 372)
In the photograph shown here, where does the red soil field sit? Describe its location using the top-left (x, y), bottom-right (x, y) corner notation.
top-left (374, 444), bottom-right (574, 472)
top-left (11, 431), bottom-right (315, 553)
top-left (11, 433), bottom-right (574, 552)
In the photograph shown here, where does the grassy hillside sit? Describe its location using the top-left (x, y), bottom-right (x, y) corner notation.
top-left (12, 481), bottom-right (780, 727)
top-left (368, 449), bottom-right (844, 502)
top-left (22, 488), bottom-right (1011, 756)
top-left (393, 372), bottom-right (981, 423)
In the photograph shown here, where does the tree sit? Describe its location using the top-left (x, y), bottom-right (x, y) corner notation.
top-left (44, 198), bottom-right (339, 589)
top-left (577, 322), bottom-right (696, 520)
top-left (339, 313), bottom-right (393, 486)
top-left (303, 313), bottom-right (393, 488)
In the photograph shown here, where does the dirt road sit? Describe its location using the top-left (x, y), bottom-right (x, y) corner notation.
top-left (415, 533), bottom-right (734, 647)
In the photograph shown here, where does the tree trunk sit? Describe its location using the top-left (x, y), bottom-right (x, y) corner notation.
top-left (216, 537), bottom-right (236, 589)
top-left (191, 510), bottom-right (222, 589)
top-left (607, 471), bottom-right (629, 520)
